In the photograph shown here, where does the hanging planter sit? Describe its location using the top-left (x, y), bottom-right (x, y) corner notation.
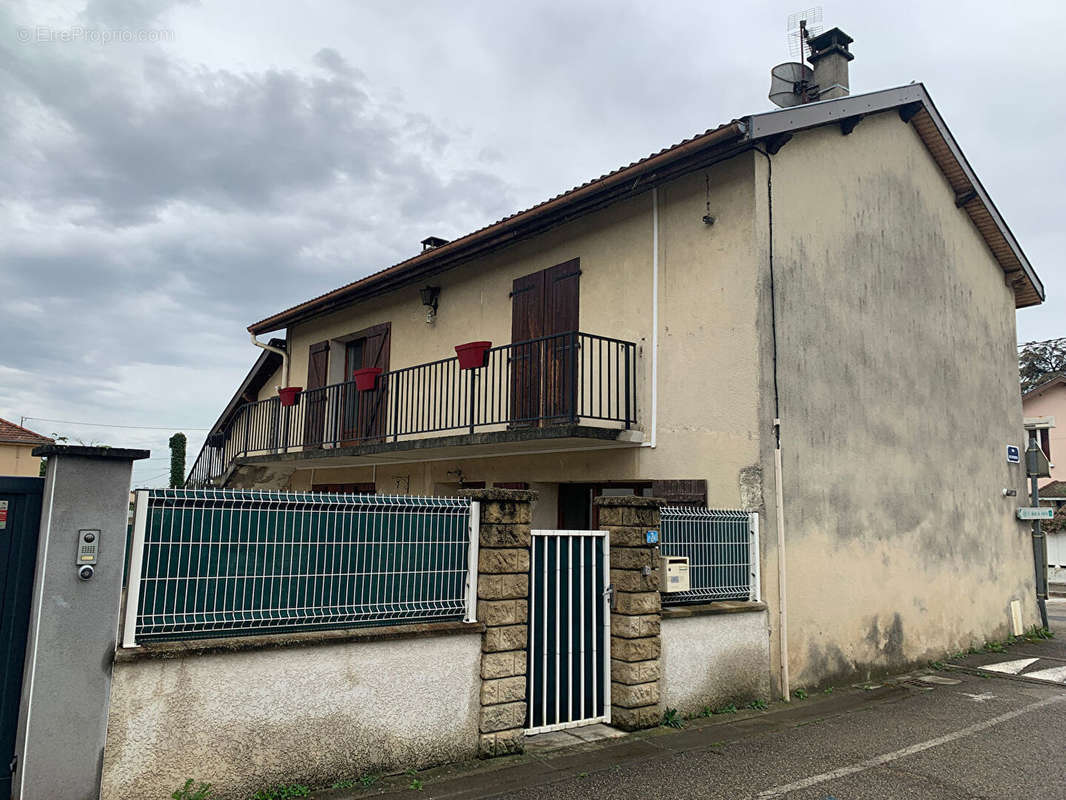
top-left (278, 386), bottom-right (303, 407)
top-left (353, 367), bottom-right (383, 391)
top-left (455, 341), bottom-right (492, 370)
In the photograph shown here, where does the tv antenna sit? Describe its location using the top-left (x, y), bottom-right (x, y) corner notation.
top-left (787, 7), bottom-right (823, 62)
top-left (769, 8), bottom-right (823, 107)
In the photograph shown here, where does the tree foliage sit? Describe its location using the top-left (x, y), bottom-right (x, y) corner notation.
top-left (1018, 338), bottom-right (1066, 393)
top-left (169, 432), bottom-right (187, 488)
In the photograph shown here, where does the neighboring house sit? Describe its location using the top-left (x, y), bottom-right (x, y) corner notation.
top-left (0, 418), bottom-right (53, 477)
top-left (1022, 372), bottom-right (1065, 486)
top-left (189, 49), bottom-right (1044, 689)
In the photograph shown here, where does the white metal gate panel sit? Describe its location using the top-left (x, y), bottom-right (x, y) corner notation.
top-left (526, 530), bottom-right (610, 734)
top-left (1049, 531), bottom-right (1066, 568)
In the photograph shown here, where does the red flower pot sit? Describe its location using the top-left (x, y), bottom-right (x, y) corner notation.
top-left (278, 386), bottom-right (303, 407)
top-left (455, 341), bottom-right (492, 370)
top-left (353, 367), bottom-right (383, 391)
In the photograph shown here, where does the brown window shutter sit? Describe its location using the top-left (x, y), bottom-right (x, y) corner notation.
top-left (1041, 428), bottom-right (1051, 461)
top-left (362, 322), bottom-right (391, 373)
top-left (306, 341), bottom-right (330, 390)
top-left (544, 258), bottom-right (580, 335)
top-left (651, 479), bottom-right (708, 507)
top-left (511, 271), bottom-right (545, 343)
top-left (304, 341), bottom-right (331, 448)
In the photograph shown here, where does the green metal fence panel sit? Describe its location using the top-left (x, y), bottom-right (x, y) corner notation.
top-left (125, 489), bottom-right (476, 643)
top-left (660, 507), bottom-right (758, 604)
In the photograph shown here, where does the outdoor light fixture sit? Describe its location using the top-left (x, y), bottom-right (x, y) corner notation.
top-left (420, 285), bottom-right (440, 323)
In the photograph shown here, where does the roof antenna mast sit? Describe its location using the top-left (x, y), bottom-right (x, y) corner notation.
top-left (769, 7), bottom-right (823, 108)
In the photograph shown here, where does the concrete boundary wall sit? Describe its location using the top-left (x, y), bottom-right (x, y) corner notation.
top-left (660, 607), bottom-right (771, 715)
top-left (101, 628), bottom-right (482, 800)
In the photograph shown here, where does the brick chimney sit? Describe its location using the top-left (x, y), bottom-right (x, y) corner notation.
top-left (807, 27), bottom-right (854, 100)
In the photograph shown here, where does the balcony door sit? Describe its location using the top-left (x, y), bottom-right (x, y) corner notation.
top-left (511, 259), bottom-right (580, 425)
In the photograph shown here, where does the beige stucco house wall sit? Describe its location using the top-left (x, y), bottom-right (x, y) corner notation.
top-left (238, 153), bottom-right (765, 514)
top-left (0, 419), bottom-right (53, 477)
top-left (762, 110), bottom-right (1036, 688)
top-left (196, 87), bottom-right (1042, 694)
top-left (0, 443), bottom-right (42, 478)
top-left (1022, 380), bottom-right (1065, 486)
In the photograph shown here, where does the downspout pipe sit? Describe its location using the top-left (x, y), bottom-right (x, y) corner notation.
top-left (1026, 433), bottom-right (1050, 630)
top-left (754, 144), bottom-right (790, 703)
top-left (250, 332), bottom-right (289, 389)
top-left (642, 186), bottom-right (660, 449)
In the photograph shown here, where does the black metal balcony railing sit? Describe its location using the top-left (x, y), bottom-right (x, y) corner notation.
top-left (187, 331), bottom-right (637, 487)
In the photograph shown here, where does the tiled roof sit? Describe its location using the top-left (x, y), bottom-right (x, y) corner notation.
top-left (1041, 480), bottom-right (1066, 499)
top-left (0, 418), bottom-right (54, 446)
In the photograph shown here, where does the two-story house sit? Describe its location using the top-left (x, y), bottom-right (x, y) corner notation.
top-left (188, 38), bottom-right (1044, 691)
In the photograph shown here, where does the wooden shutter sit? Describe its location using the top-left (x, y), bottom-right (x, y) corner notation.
top-left (304, 341), bottom-right (330, 448)
top-left (306, 341), bottom-right (330, 390)
top-left (511, 271), bottom-right (545, 342)
top-left (511, 271), bottom-right (545, 423)
top-left (543, 259), bottom-right (580, 418)
top-left (544, 258), bottom-right (580, 335)
top-left (358, 323), bottom-right (391, 441)
top-left (651, 479), bottom-right (708, 507)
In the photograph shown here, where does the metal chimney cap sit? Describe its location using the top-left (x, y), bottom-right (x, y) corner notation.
top-left (421, 236), bottom-right (450, 251)
top-left (807, 27), bottom-right (854, 63)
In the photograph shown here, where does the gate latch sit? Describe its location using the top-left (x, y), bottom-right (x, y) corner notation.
top-left (604, 583), bottom-right (616, 610)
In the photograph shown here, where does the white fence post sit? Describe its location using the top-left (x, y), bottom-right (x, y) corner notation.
top-left (463, 501), bottom-right (480, 623)
top-left (749, 511), bottom-right (761, 603)
top-left (121, 489), bottom-right (149, 648)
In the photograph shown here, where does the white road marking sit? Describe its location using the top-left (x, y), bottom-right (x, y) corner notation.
top-left (980, 658), bottom-right (1039, 675)
top-left (961, 692), bottom-right (996, 703)
top-left (1021, 665), bottom-right (1066, 684)
top-left (753, 695), bottom-right (1066, 799)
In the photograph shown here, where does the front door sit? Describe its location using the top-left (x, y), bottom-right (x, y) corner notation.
top-left (510, 259), bottom-right (580, 425)
top-left (526, 529), bottom-right (610, 733)
top-left (0, 477), bottom-right (43, 795)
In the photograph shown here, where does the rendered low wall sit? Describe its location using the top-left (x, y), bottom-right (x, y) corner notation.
top-left (101, 629), bottom-right (482, 800)
top-left (660, 608), bottom-right (770, 715)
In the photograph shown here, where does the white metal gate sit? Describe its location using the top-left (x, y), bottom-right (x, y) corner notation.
top-left (526, 530), bottom-right (611, 734)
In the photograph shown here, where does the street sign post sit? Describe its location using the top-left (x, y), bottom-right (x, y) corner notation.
top-left (1017, 507), bottom-right (1053, 521)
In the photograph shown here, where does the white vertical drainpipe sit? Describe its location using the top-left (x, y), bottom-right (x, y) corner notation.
top-left (250, 331), bottom-right (290, 389)
top-left (642, 187), bottom-right (660, 449)
top-left (774, 426), bottom-right (790, 701)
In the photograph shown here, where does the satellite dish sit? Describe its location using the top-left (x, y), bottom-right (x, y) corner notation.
top-left (769, 62), bottom-right (815, 108)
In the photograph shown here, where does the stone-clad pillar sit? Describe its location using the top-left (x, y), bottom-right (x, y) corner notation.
top-left (458, 488), bottom-right (537, 757)
top-left (594, 495), bottom-right (664, 731)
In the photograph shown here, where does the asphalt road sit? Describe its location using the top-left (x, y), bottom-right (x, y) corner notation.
top-left (375, 599), bottom-right (1066, 800)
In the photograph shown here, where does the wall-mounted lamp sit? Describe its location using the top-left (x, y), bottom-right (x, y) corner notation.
top-left (420, 285), bottom-right (440, 323)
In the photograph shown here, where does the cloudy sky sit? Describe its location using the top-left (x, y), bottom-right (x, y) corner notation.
top-left (2, 0), bottom-right (1063, 487)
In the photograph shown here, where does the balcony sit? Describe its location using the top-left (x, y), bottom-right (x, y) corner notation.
top-left (188, 331), bottom-right (640, 486)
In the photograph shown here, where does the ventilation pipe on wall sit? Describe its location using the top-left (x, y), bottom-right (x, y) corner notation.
top-left (250, 332), bottom-right (290, 389)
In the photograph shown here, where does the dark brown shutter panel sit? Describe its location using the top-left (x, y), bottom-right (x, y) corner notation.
top-left (511, 271), bottom-right (545, 343)
top-left (652, 479), bottom-right (708, 507)
top-left (304, 341), bottom-right (331, 448)
top-left (306, 341), bottom-right (330, 390)
top-left (363, 322), bottom-right (391, 373)
top-left (544, 258), bottom-right (580, 335)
